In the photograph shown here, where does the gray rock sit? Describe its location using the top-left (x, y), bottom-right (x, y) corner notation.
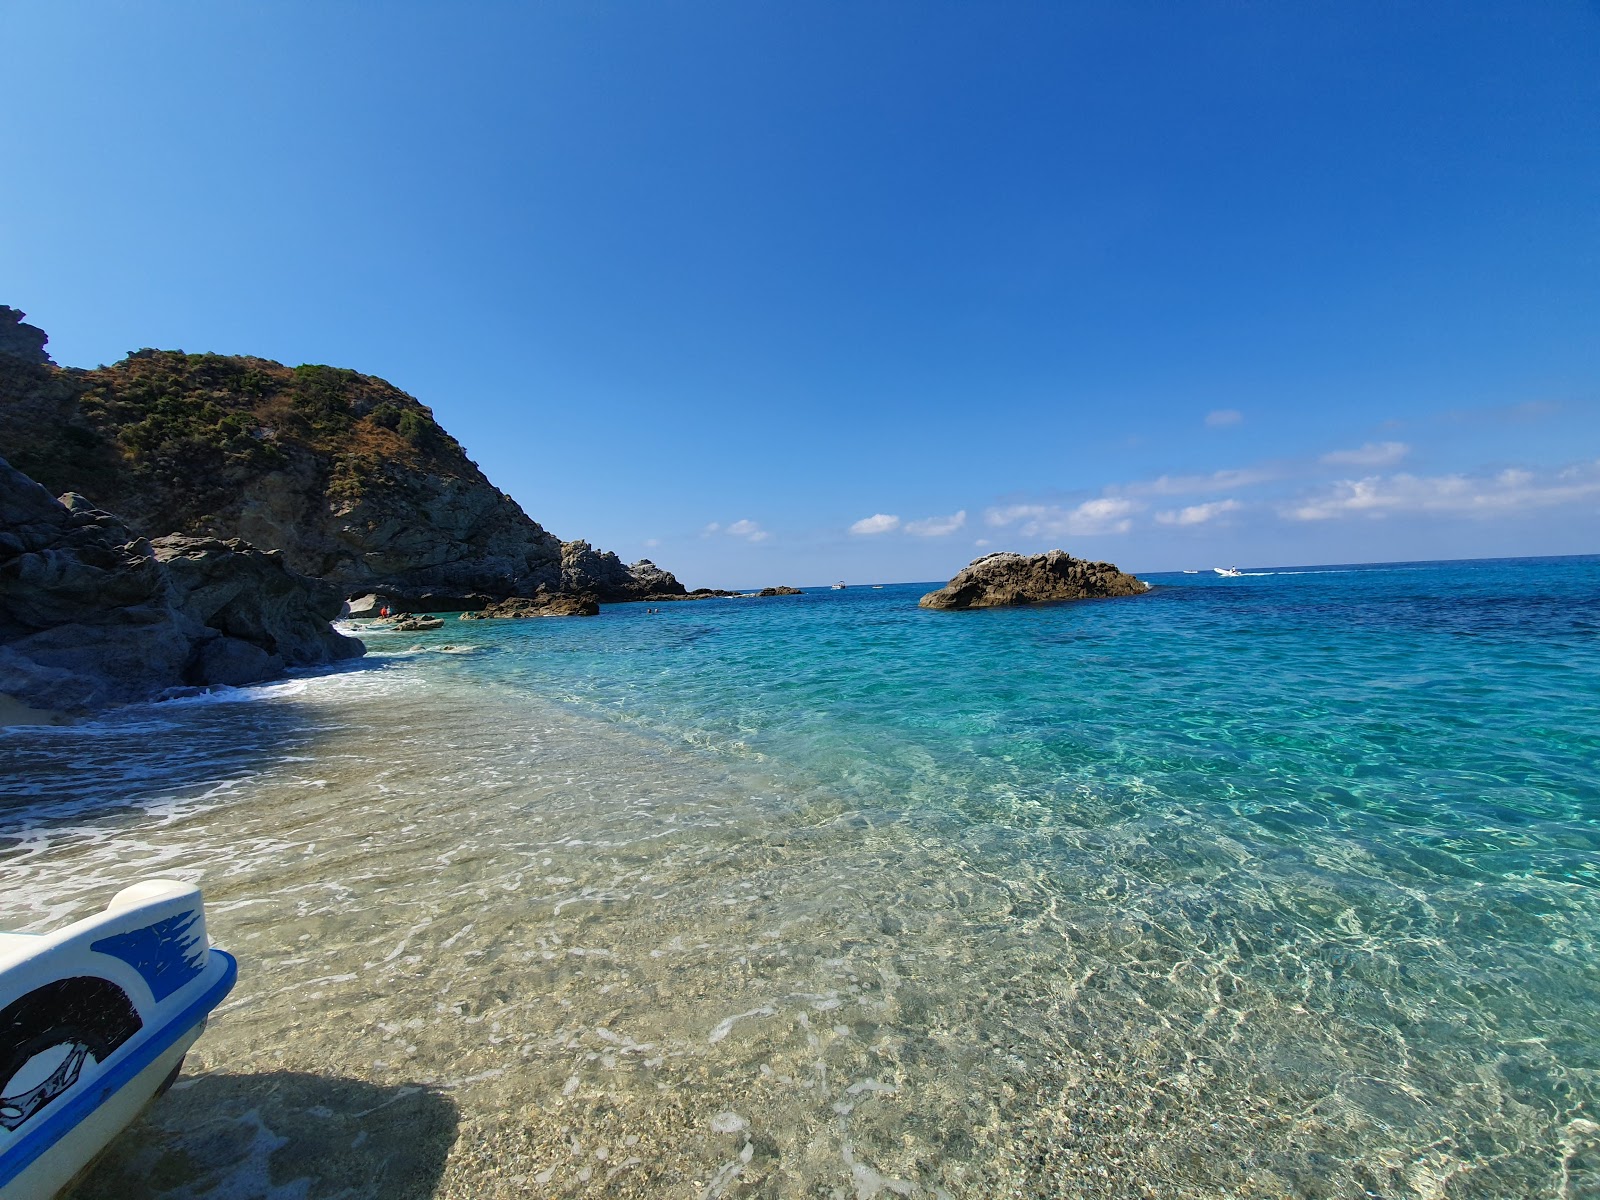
top-left (392, 614), bottom-right (445, 631)
top-left (0, 307), bottom-right (51, 365)
top-left (194, 636), bottom-right (284, 687)
top-left (459, 594), bottom-right (599, 619)
top-left (0, 455), bottom-right (364, 716)
top-left (560, 542), bottom-right (687, 602)
top-left (154, 534), bottom-right (362, 666)
top-left (919, 550), bottom-right (1149, 610)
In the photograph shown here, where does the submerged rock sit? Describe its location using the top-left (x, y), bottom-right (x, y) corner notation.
top-left (919, 550), bottom-right (1148, 610)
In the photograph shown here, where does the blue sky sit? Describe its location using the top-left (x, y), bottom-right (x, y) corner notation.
top-left (3, 3), bottom-right (1597, 587)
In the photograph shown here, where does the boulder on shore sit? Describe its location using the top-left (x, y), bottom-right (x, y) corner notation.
top-left (0, 455), bottom-right (363, 717)
top-left (919, 550), bottom-right (1148, 610)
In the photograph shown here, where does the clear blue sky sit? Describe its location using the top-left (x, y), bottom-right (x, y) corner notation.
top-left (3, 3), bottom-right (1597, 587)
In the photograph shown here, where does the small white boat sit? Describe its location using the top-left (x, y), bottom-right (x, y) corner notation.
top-left (1213, 566), bottom-right (1242, 577)
top-left (831, 582), bottom-right (846, 590)
top-left (0, 880), bottom-right (236, 1198)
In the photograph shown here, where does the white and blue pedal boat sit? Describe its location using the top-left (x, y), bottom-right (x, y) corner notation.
top-left (0, 880), bottom-right (237, 1199)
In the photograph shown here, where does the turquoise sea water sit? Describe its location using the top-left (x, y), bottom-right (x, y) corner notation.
top-left (4, 555), bottom-right (1598, 1198)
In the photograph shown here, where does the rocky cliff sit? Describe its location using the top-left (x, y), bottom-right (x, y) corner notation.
top-left (1, 455), bottom-right (363, 714)
top-left (0, 306), bottom-right (51, 365)
top-left (919, 550), bottom-right (1148, 610)
top-left (0, 310), bottom-right (682, 604)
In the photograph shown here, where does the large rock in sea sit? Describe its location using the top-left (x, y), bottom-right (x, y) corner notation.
top-left (0, 455), bottom-right (363, 715)
top-left (0, 327), bottom-right (685, 604)
top-left (560, 541), bottom-right (686, 602)
top-left (458, 594), bottom-right (599, 619)
top-left (919, 550), bottom-right (1148, 610)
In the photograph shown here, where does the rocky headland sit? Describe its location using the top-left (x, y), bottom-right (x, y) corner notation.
top-left (919, 550), bottom-right (1148, 610)
top-left (0, 304), bottom-right (705, 718)
top-left (0, 307), bottom-right (681, 607)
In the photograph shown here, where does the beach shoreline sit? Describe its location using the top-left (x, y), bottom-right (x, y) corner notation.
top-left (4, 563), bottom-right (1597, 1198)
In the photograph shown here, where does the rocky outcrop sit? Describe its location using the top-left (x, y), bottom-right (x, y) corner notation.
top-left (756, 586), bottom-right (803, 597)
top-left (392, 615), bottom-right (445, 631)
top-left (459, 594), bottom-right (599, 619)
top-left (0, 307), bottom-right (51, 365)
top-left (345, 589), bottom-right (494, 616)
top-left (0, 455), bottom-right (363, 715)
top-left (560, 542), bottom-right (686, 602)
top-left (152, 535), bottom-right (359, 667)
top-left (0, 325), bottom-right (686, 604)
top-left (919, 550), bottom-right (1148, 610)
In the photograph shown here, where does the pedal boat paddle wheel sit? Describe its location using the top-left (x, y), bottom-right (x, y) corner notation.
top-left (0, 881), bottom-right (237, 1199)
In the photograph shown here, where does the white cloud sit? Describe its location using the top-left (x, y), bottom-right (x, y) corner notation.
top-left (643, 537), bottom-right (660, 548)
top-left (1155, 499), bottom-right (1243, 526)
top-left (1205, 409), bottom-right (1243, 428)
top-left (701, 522), bottom-right (720, 536)
top-left (1321, 441), bottom-right (1410, 467)
top-left (904, 510), bottom-right (966, 537)
top-left (724, 518), bottom-right (770, 542)
top-left (1285, 461), bottom-right (1600, 521)
top-left (974, 538), bottom-right (991, 547)
top-left (849, 513), bottom-right (901, 535)
top-left (1116, 467), bottom-right (1280, 497)
top-left (985, 497), bottom-right (1139, 537)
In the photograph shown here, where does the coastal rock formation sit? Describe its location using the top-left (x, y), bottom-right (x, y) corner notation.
top-left (654, 587), bottom-right (739, 601)
top-left (919, 550), bottom-right (1148, 610)
top-left (458, 594), bottom-right (599, 619)
top-left (0, 322), bottom-right (685, 604)
top-left (756, 586), bottom-right (804, 597)
top-left (392, 614), bottom-right (446, 631)
top-left (0, 455), bottom-right (363, 714)
top-left (152, 534), bottom-right (359, 666)
top-left (560, 541), bottom-right (686, 602)
top-left (345, 589), bottom-right (494, 616)
top-left (0, 307), bottom-right (51, 365)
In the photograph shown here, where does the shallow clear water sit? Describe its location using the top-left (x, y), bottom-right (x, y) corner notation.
top-left (3, 556), bottom-right (1599, 1198)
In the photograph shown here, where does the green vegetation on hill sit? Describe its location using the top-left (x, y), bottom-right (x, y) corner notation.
top-left (0, 348), bottom-right (472, 537)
